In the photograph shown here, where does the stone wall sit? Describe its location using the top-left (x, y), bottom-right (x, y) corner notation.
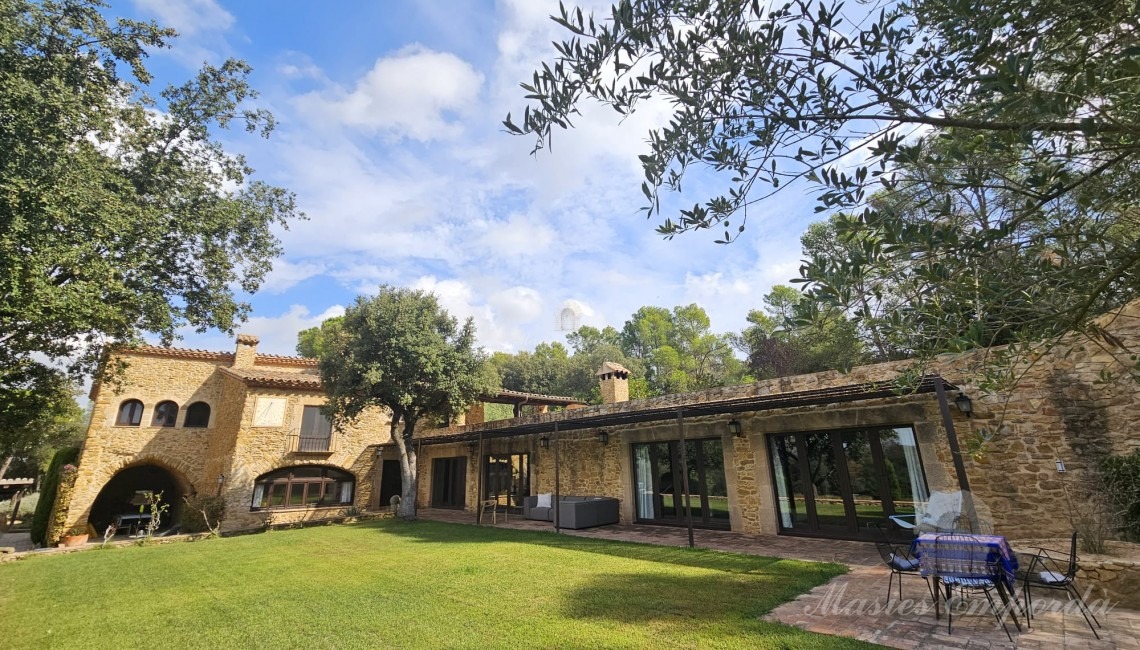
top-left (420, 301), bottom-right (1140, 541)
top-left (66, 345), bottom-right (395, 537)
top-left (66, 353), bottom-right (228, 533)
top-left (214, 386), bottom-right (391, 531)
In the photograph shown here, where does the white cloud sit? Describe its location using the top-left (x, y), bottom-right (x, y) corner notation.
top-left (170, 304), bottom-right (345, 358)
top-left (261, 259), bottom-right (326, 294)
top-left (132, 0), bottom-right (234, 36)
top-left (488, 286), bottom-right (544, 324)
top-left (296, 45), bottom-right (483, 141)
top-left (171, 0), bottom-right (827, 360)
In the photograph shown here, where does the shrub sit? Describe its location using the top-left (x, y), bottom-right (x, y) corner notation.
top-left (31, 447), bottom-right (79, 546)
top-left (180, 495), bottom-right (226, 534)
top-left (1102, 450), bottom-right (1140, 542)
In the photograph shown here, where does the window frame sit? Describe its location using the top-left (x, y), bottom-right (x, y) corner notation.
top-left (250, 465), bottom-right (355, 511)
top-left (184, 401), bottom-right (211, 428)
top-left (115, 399), bottom-right (144, 427)
top-left (151, 400), bottom-right (179, 427)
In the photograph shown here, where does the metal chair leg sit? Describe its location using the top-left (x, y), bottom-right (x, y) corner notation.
top-left (983, 589), bottom-right (1014, 643)
top-left (1066, 586), bottom-right (1101, 639)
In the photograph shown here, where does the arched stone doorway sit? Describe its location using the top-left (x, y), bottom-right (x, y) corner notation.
top-left (88, 464), bottom-right (185, 535)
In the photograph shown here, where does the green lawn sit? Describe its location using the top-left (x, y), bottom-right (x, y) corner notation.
top-left (0, 519), bottom-right (873, 649)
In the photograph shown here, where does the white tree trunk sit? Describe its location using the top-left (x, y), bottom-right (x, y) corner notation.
top-left (390, 415), bottom-right (418, 520)
top-left (0, 456), bottom-right (13, 482)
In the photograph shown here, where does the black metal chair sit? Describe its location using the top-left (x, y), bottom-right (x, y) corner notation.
top-left (1021, 531), bottom-right (1103, 639)
top-left (931, 533), bottom-right (1020, 642)
top-left (871, 523), bottom-right (931, 603)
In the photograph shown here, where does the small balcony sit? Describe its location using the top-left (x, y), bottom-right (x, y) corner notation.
top-left (286, 431), bottom-right (338, 455)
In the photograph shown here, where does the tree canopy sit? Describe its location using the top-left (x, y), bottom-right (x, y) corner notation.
top-left (491, 303), bottom-right (744, 401)
top-left (509, 0), bottom-right (1140, 385)
top-left (734, 285), bottom-right (867, 379)
top-left (1, 0), bottom-right (301, 429)
top-left (316, 286), bottom-right (496, 518)
top-left (0, 361), bottom-right (84, 480)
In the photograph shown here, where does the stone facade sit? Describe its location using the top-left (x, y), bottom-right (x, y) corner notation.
top-left (66, 300), bottom-right (1140, 551)
top-left (66, 340), bottom-right (393, 535)
top-left (414, 300), bottom-right (1140, 545)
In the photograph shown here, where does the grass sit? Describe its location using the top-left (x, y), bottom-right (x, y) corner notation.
top-left (0, 519), bottom-right (874, 649)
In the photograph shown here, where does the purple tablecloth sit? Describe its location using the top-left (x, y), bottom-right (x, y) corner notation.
top-left (911, 533), bottom-right (1019, 590)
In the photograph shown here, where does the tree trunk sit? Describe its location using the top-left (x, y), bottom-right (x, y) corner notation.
top-left (0, 456), bottom-right (13, 481)
top-left (390, 413), bottom-right (418, 520)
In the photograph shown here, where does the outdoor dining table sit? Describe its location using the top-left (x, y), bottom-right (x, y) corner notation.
top-left (911, 532), bottom-right (1023, 630)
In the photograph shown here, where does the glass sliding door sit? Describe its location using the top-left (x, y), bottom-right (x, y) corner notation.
top-left (631, 438), bottom-right (729, 529)
top-left (483, 452), bottom-right (529, 513)
top-left (767, 425), bottom-right (928, 539)
top-left (430, 457), bottom-right (467, 509)
top-left (878, 427), bottom-right (928, 521)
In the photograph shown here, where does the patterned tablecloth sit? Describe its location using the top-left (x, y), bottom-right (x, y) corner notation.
top-left (911, 533), bottom-right (1019, 591)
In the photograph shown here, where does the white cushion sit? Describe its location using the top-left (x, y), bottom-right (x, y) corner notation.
top-left (1038, 571), bottom-right (1067, 584)
top-left (536, 493), bottom-right (552, 509)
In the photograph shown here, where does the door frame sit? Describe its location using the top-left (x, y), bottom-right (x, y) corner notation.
top-left (766, 424), bottom-right (930, 541)
top-left (630, 438), bottom-right (730, 530)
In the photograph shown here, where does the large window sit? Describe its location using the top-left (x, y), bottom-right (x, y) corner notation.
top-left (768, 425), bottom-right (928, 539)
top-left (251, 466), bottom-right (355, 510)
top-left (152, 401), bottom-right (178, 427)
top-left (632, 438), bottom-right (729, 529)
top-left (184, 401), bottom-right (211, 428)
top-left (116, 399), bottom-right (144, 426)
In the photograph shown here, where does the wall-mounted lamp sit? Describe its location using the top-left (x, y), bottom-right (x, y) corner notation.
top-left (216, 474), bottom-right (225, 496)
top-left (954, 393), bottom-right (974, 417)
top-left (539, 436), bottom-right (550, 449)
top-left (1055, 459), bottom-right (1066, 473)
top-left (727, 418), bottom-right (743, 437)
top-left (596, 430), bottom-right (609, 444)
top-left (375, 446), bottom-right (384, 458)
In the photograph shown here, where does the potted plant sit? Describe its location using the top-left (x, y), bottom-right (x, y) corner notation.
top-left (61, 525), bottom-right (89, 547)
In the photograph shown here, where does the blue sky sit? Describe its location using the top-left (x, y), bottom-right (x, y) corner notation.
top-left (125, 0), bottom-right (822, 357)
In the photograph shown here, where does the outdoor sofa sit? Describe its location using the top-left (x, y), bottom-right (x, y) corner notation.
top-left (522, 495), bottom-right (620, 529)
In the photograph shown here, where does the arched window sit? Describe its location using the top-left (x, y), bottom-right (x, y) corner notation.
top-left (184, 402), bottom-right (211, 428)
top-left (151, 401), bottom-right (179, 427)
top-left (251, 465), bottom-right (355, 510)
top-left (115, 399), bottom-right (144, 426)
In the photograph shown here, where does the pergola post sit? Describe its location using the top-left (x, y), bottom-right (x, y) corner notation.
top-left (934, 376), bottom-right (977, 524)
top-left (475, 432), bottom-right (484, 524)
top-left (676, 408), bottom-right (695, 549)
top-left (553, 422), bottom-right (561, 534)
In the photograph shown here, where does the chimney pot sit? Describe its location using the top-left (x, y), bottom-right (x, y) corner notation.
top-left (233, 333), bottom-right (259, 368)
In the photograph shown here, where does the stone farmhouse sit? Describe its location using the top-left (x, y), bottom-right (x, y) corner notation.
top-left (63, 301), bottom-right (1140, 546)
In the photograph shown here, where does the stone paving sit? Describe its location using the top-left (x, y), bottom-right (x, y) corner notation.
top-left (419, 509), bottom-right (1140, 649)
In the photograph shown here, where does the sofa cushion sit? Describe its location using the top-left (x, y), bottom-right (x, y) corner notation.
top-left (536, 493), bottom-right (552, 509)
top-left (530, 506), bottom-right (552, 521)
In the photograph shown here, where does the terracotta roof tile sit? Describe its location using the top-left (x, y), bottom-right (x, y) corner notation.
top-left (117, 344), bottom-right (317, 366)
top-left (127, 345), bottom-right (234, 361)
top-left (217, 366), bottom-right (323, 390)
top-left (489, 389), bottom-right (585, 405)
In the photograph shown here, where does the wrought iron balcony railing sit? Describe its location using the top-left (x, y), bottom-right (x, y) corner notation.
top-left (286, 430), bottom-right (338, 454)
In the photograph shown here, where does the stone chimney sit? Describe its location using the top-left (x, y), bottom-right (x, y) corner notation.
top-left (234, 333), bottom-right (259, 369)
top-left (596, 361), bottom-right (630, 404)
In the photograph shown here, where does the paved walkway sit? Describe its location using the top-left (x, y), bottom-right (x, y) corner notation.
top-left (419, 509), bottom-right (1140, 649)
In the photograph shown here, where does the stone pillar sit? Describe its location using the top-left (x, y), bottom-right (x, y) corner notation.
top-left (233, 333), bottom-right (258, 369)
top-left (596, 362), bottom-right (630, 404)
